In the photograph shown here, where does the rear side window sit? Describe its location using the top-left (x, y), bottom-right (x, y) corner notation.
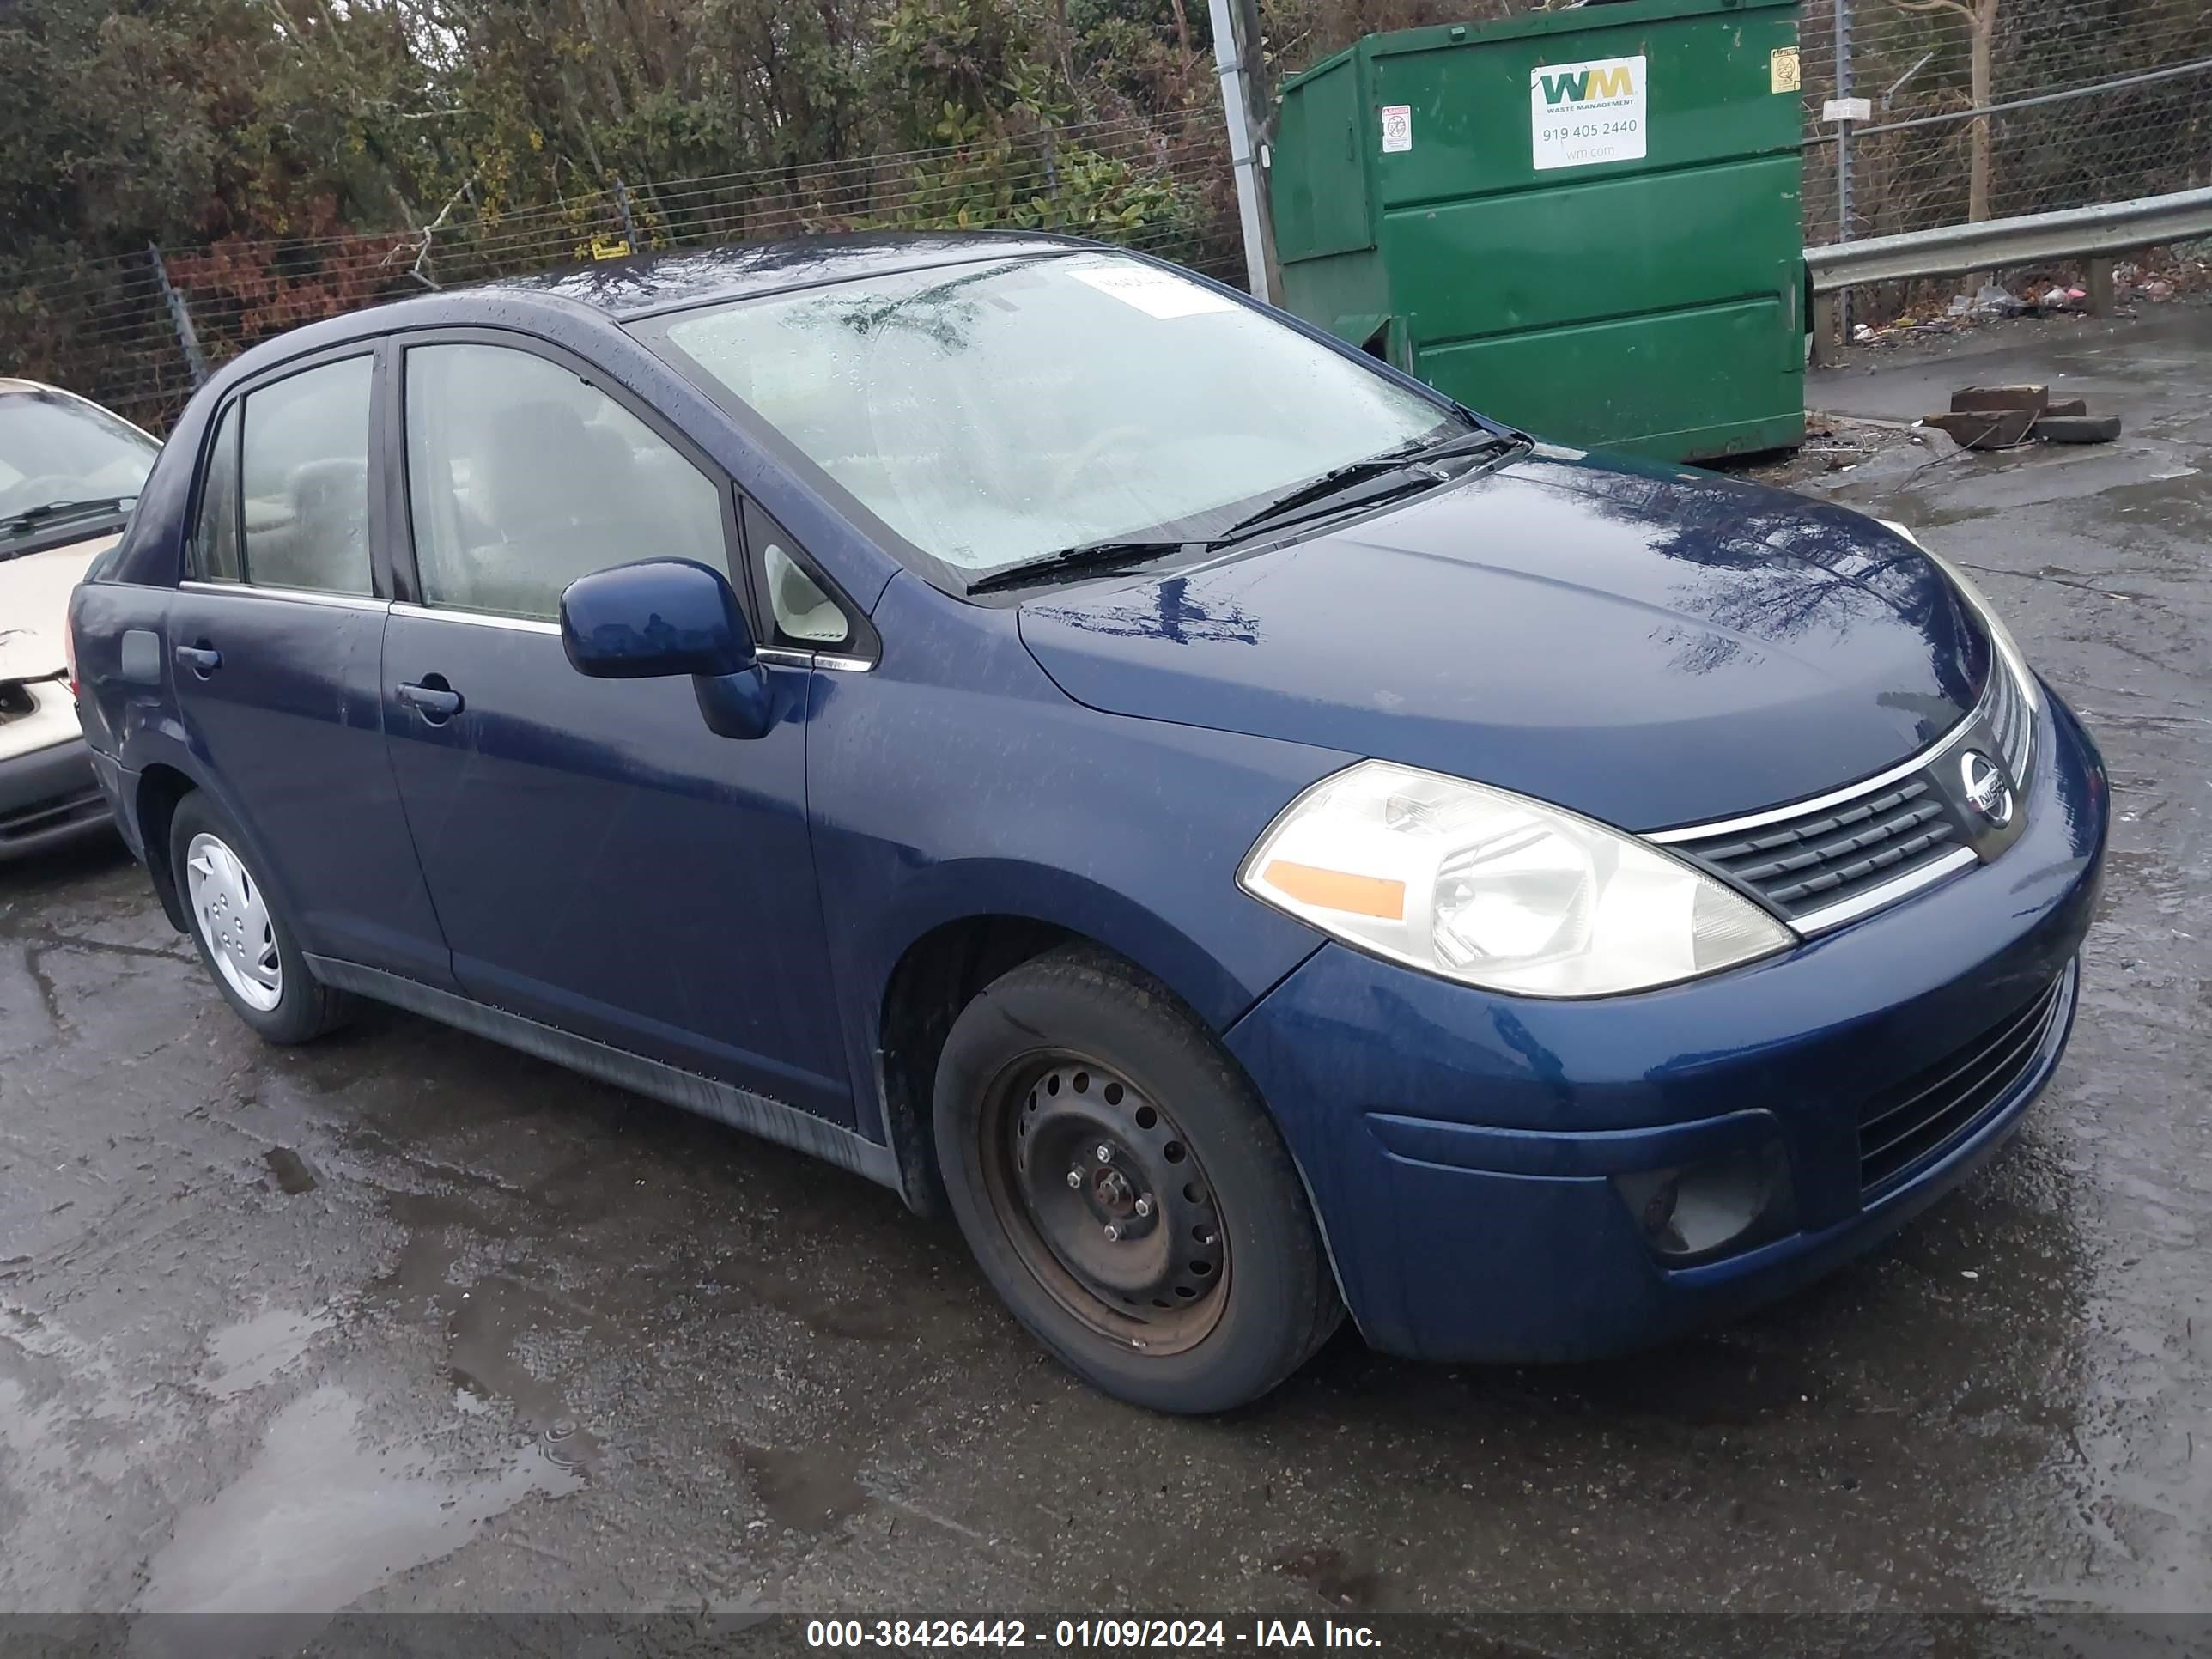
top-left (404, 343), bottom-right (727, 622)
top-left (239, 356), bottom-right (374, 596)
top-left (194, 404), bottom-right (242, 582)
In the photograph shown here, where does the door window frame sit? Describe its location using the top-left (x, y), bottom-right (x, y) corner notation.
top-left (183, 341), bottom-right (389, 602)
top-left (384, 325), bottom-right (878, 670)
top-left (383, 327), bottom-right (743, 628)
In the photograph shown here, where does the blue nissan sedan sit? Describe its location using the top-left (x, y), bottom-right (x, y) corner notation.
top-left (68, 234), bottom-right (2106, 1413)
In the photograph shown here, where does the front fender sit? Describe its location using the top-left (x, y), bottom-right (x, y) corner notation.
top-left (805, 576), bottom-right (1348, 1144)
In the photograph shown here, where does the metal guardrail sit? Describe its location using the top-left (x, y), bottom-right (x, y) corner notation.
top-left (1806, 185), bottom-right (2212, 293)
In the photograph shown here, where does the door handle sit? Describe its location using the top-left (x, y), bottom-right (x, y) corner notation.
top-left (397, 678), bottom-right (465, 723)
top-left (174, 642), bottom-right (222, 677)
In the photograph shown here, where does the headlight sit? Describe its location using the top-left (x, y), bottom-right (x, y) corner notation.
top-left (1880, 519), bottom-right (2040, 775)
top-left (1238, 761), bottom-right (1795, 998)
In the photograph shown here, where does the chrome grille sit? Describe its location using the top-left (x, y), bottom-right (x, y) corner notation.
top-left (1674, 778), bottom-right (1963, 916)
top-left (1858, 964), bottom-right (2072, 1194)
top-left (1653, 659), bottom-right (2035, 933)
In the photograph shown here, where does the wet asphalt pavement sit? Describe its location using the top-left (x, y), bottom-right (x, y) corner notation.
top-left (2, 307), bottom-right (2208, 1631)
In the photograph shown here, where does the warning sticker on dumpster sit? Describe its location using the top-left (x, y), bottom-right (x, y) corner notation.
top-left (1380, 105), bottom-right (1413, 154)
top-left (1531, 54), bottom-right (1647, 170)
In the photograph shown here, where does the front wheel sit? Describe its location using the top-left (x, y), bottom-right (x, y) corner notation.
top-left (933, 946), bottom-right (1342, 1413)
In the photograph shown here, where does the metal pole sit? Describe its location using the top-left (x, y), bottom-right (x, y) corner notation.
top-left (1833, 0), bottom-right (1855, 241)
top-left (1833, 0), bottom-right (1856, 339)
top-left (147, 243), bottom-right (209, 390)
top-left (1207, 0), bottom-right (1273, 303)
top-left (612, 177), bottom-right (641, 254)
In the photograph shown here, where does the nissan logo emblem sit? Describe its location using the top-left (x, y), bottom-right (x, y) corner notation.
top-left (1960, 750), bottom-right (2015, 827)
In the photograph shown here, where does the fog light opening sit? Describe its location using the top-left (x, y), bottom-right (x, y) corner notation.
top-left (1613, 1143), bottom-right (1791, 1263)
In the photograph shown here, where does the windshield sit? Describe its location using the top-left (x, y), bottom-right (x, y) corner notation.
top-left (656, 252), bottom-right (1465, 578)
top-left (0, 388), bottom-right (157, 537)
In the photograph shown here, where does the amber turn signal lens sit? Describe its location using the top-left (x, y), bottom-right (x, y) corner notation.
top-left (1261, 860), bottom-right (1406, 920)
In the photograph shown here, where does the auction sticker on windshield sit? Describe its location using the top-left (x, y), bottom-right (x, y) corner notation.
top-left (1531, 54), bottom-right (1646, 171)
top-left (1067, 259), bottom-right (1237, 320)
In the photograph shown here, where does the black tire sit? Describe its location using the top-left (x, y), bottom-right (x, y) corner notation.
top-left (933, 945), bottom-right (1343, 1413)
top-left (169, 791), bottom-right (351, 1045)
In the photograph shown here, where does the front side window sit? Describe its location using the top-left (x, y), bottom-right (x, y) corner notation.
top-left (240, 356), bottom-right (374, 596)
top-left (404, 343), bottom-right (727, 622)
top-left (655, 251), bottom-right (1462, 582)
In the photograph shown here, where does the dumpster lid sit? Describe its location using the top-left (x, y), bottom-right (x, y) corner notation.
top-left (1279, 0), bottom-right (1796, 89)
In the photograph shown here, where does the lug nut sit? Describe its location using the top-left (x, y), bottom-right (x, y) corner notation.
top-left (1134, 1195), bottom-right (1153, 1217)
top-left (1095, 1143), bottom-right (1114, 1164)
top-left (1066, 1168), bottom-right (1083, 1189)
top-left (1103, 1223), bottom-right (1121, 1242)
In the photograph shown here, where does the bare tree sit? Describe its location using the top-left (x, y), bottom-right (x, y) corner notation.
top-left (1894, 0), bottom-right (1999, 224)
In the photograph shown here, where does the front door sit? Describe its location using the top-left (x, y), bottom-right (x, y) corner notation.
top-left (377, 337), bottom-right (852, 1124)
top-left (167, 349), bottom-right (454, 987)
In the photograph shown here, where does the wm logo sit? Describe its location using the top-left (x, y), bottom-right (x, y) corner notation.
top-left (1540, 64), bottom-right (1637, 104)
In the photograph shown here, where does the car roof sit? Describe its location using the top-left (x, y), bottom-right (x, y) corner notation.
top-left (161, 230), bottom-right (1126, 419)
top-left (477, 230), bottom-right (1101, 320)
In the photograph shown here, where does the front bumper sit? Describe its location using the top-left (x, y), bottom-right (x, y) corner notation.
top-left (1224, 691), bottom-right (2109, 1364)
top-left (0, 732), bottom-right (112, 860)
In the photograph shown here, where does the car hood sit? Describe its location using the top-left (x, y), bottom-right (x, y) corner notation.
top-left (1015, 449), bottom-right (1988, 831)
top-left (0, 532), bottom-right (117, 681)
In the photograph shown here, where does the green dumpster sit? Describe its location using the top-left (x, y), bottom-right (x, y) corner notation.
top-left (1269, 0), bottom-right (1806, 461)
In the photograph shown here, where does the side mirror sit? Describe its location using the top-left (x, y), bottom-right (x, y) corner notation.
top-left (561, 558), bottom-right (756, 679)
top-left (559, 558), bottom-right (773, 739)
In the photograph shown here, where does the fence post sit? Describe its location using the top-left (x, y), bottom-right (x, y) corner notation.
top-left (1832, 0), bottom-right (1856, 338)
top-left (612, 177), bottom-right (641, 254)
top-left (2086, 257), bottom-right (2118, 317)
top-left (147, 243), bottom-right (208, 390)
top-left (1810, 292), bottom-right (1842, 368)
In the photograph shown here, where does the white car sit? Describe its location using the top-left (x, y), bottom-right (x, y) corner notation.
top-left (1, 378), bottom-right (159, 859)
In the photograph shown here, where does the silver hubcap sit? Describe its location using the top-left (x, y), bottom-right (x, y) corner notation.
top-left (185, 832), bottom-right (283, 1012)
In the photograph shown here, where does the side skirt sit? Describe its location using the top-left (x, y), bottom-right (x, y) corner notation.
top-left (305, 955), bottom-right (904, 1193)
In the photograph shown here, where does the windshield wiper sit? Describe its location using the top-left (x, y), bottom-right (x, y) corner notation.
top-left (1210, 429), bottom-right (1522, 546)
top-left (967, 538), bottom-right (1199, 596)
top-left (961, 428), bottom-right (1525, 597)
top-left (0, 495), bottom-right (137, 537)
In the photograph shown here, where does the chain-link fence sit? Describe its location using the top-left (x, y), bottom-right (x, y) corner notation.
top-left (8, 2), bottom-right (2209, 434)
top-left (0, 112), bottom-right (1234, 436)
top-left (1800, 0), bottom-right (2212, 248)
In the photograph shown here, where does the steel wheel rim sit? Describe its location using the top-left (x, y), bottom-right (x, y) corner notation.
top-left (979, 1051), bottom-right (1230, 1355)
top-left (185, 831), bottom-right (283, 1012)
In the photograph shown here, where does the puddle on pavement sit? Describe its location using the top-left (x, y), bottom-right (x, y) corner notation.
top-left (197, 1309), bottom-right (335, 1401)
top-left (366, 1188), bottom-right (605, 1471)
top-left (731, 1439), bottom-right (868, 1535)
top-left (442, 1275), bottom-right (604, 1472)
top-left (261, 1147), bottom-right (319, 1195)
top-left (137, 1384), bottom-right (580, 1613)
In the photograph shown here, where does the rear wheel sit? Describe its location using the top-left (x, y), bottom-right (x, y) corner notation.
top-left (933, 946), bottom-right (1342, 1413)
top-left (170, 791), bottom-right (350, 1045)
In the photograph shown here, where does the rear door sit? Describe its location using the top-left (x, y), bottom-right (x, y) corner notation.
top-left (167, 345), bottom-right (454, 986)
top-left (377, 332), bottom-right (853, 1124)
